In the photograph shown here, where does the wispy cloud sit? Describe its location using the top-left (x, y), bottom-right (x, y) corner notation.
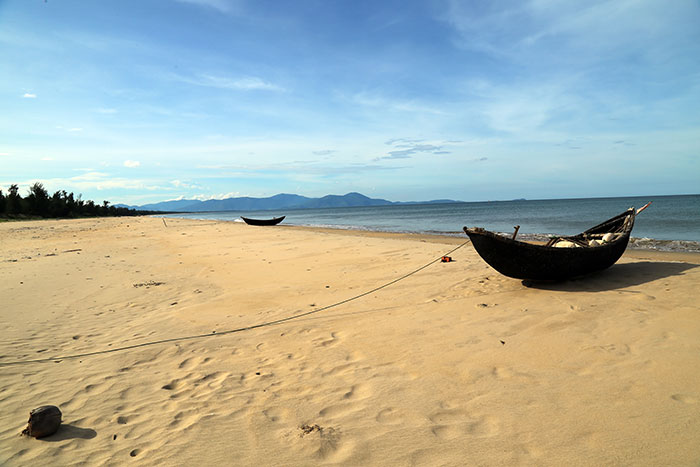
top-left (196, 161), bottom-right (401, 177)
top-left (22, 93), bottom-right (36, 98)
top-left (123, 160), bottom-right (140, 168)
top-left (55, 125), bottom-right (85, 133)
top-left (443, 0), bottom-right (699, 70)
top-left (173, 0), bottom-right (235, 14)
top-left (192, 191), bottom-right (240, 200)
top-left (33, 172), bottom-right (168, 193)
top-left (459, 79), bottom-right (577, 135)
top-left (170, 179), bottom-right (202, 189)
top-left (176, 73), bottom-right (284, 92)
top-left (72, 171), bottom-right (110, 181)
top-left (375, 139), bottom-right (452, 161)
top-left (350, 92), bottom-right (445, 115)
top-left (313, 150), bottom-right (337, 156)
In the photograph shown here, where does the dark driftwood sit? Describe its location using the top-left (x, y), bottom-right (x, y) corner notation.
top-left (22, 405), bottom-right (62, 438)
top-left (240, 216), bottom-right (285, 226)
top-left (463, 208), bottom-right (636, 281)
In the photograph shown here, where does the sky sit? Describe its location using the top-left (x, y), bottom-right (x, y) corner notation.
top-left (1, 0), bottom-right (699, 205)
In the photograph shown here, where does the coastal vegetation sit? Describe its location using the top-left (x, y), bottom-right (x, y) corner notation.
top-left (0, 183), bottom-right (153, 220)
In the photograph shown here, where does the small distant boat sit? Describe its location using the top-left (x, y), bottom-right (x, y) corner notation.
top-left (463, 203), bottom-right (650, 281)
top-left (240, 216), bottom-right (286, 226)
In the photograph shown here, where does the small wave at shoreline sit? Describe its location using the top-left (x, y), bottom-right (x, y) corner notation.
top-left (285, 221), bottom-right (700, 253)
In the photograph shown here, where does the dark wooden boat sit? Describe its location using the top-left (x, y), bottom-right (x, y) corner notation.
top-left (463, 206), bottom-right (645, 281)
top-left (240, 215), bottom-right (285, 226)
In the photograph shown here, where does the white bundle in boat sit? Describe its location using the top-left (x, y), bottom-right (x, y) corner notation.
top-left (585, 233), bottom-right (618, 247)
top-left (553, 232), bottom-right (618, 248)
top-left (553, 240), bottom-right (581, 248)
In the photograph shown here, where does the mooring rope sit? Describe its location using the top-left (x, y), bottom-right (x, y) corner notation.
top-left (0, 240), bottom-right (470, 367)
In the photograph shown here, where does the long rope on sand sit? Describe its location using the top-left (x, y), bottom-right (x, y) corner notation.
top-left (0, 240), bottom-right (470, 367)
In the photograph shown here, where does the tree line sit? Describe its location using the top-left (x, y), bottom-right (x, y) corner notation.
top-left (0, 182), bottom-right (156, 219)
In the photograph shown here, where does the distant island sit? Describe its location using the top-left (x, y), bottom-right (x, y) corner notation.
top-left (117, 192), bottom-right (462, 213)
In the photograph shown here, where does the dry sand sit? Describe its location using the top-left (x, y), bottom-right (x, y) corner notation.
top-left (1, 216), bottom-right (699, 466)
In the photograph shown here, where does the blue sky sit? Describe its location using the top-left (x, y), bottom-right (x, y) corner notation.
top-left (1, 0), bottom-right (698, 205)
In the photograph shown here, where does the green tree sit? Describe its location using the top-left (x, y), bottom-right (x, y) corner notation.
top-left (6, 184), bottom-right (22, 215)
top-left (1, 182), bottom-right (151, 219)
top-left (26, 182), bottom-right (50, 217)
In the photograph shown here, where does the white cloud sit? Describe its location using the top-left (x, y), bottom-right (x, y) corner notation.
top-left (123, 160), bottom-right (141, 168)
top-left (174, 0), bottom-right (234, 13)
top-left (375, 139), bottom-right (453, 161)
top-left (443, 0), bottom-right (699, 69)
top-left (313, 150), bottom-right (337, 156)
top-left (192, 191), bottom-right (240, 200)
top-left (176, 73), bottom-right (284, 92)
top-left (350, 92), bottom-right (445, 115)
top-left (55, 125), bottom-right (84, 132)
top-left (223, 77), bottom-right (282, 91)
top-left (22, 93), bottom-right (36, 98)
top-left (170, 179), bottom-right (202, 189)
top-left (72, 171), bottom-right (111, 181)
top-left (34, 172), bottom-right (167, 192)
top-left (458, 79), bottom-right (578, 135)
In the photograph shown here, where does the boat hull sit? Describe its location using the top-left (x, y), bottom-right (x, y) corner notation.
top-left (463, 209), bottom-right (635, 281)
top-left (240, 216), bottom-right (285, 226)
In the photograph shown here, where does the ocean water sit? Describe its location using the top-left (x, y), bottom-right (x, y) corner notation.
top-left (163, 194), bottom-right (700, 252)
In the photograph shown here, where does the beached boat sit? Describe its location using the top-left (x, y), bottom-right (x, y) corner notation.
top-left (240, 215), bottom-right (286, 226)
top-left (463, 204), bottom-right (649, 281)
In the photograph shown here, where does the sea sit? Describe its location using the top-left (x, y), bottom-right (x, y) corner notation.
top-left (162, 194), bottom-right (700, 252)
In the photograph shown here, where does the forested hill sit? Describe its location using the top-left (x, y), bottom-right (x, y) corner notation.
top-left (120, 192), bottom-right (460, 212)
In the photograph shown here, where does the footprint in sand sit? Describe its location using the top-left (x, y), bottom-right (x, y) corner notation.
top-left (429, 409), bottom-right (468, 425)
top-left (431, 424), bottom-right (462, 440)
top-left (376, 407), bottom-right (403, 424)
top-left (263, 407), bottom-right (289, 423)
top-left (671, 394), bottom-right (697, 404)
top-left (314, 331), bottom-right (342, 348)
top-left (318, 403), bottom-right (357, 418)
top-left (162, 379), bottom-right (184, 391)
top-left (342, 383), bottom-right (370, 401)
top-left (178, 356), bottom-right (212, 370)
top-left (596, 343), bottom-right (632, 356)
top-left (429, 409), bottom-right (500, 438)
top-left (169, 410), bottom-right (201, 430)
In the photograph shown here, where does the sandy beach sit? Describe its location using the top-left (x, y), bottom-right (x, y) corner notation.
top-left (1, 216), bottom-right (699, 466)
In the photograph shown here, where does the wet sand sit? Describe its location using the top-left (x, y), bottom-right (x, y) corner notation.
top-left (1, 216), bottom-right (699, 465)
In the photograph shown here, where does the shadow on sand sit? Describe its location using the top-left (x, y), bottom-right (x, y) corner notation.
top-left (40, 424), bottom-right (97, 441)
top-left (523, 261), bottom-right (699, 292)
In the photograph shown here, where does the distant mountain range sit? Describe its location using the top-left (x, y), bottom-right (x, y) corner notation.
top-left (116, 192), bottom-right (461, 212)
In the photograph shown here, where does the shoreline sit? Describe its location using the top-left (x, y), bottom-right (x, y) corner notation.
top-left (282, 223), bottom-right (700, 258)
top-left (2, 217), bottom-right (699, 465)
top-left (160, 214), bottom-right (700, 253)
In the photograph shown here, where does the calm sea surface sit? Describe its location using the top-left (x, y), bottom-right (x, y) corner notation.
top-left (163, 194), bottom-right (700, 252)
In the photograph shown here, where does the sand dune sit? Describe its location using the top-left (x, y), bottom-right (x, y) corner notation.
top-left (1, 217), bottom-right (699, 466)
